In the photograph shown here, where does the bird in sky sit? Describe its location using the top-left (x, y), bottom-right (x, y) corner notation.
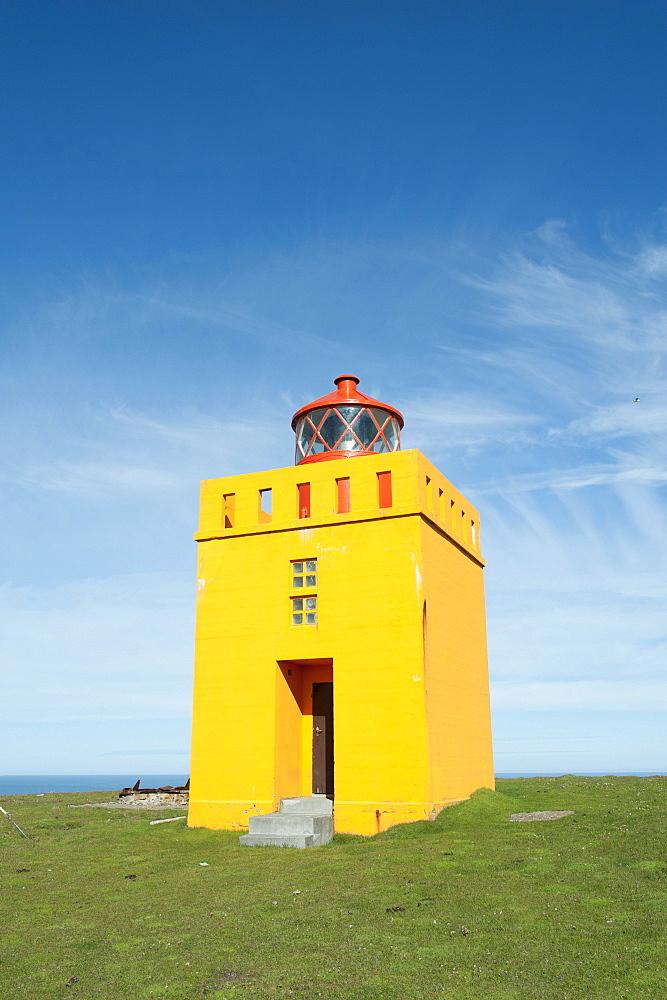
top-left (634, 397), bottom-right (640, 402)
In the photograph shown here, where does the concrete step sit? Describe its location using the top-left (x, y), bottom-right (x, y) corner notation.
top-left (248, 812), bottom-right (332, 839)
top-left (239, 833), bottom-right (315, 848)
top-left (280, 795), bottom-right (332, 815)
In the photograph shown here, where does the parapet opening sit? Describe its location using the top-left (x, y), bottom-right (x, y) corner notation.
top-left (259, 488), bottom-right (273, 523)
top-left (223, 493), bottom-right (235, 529)
top-left (297, 482), bottom-right (311, 518)
top-left (336, 477), bottom-right (351, 514)
top-left (377, 470), bottom-right (392, 509)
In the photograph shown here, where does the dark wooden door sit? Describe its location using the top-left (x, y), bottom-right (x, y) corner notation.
top-left (312, 681), bottom-right (334, 798)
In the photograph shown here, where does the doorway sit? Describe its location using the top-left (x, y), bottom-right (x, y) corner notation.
top-left (311, 681), bottom-right (334, 798)
top-left (275, 658), bottom-right (333, 803)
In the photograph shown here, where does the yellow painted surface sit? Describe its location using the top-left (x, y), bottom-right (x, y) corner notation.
top-left (188, 449), bottom-right (494, 836)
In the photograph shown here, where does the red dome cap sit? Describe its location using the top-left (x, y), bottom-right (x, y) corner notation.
top-left (291, 374), bottom-right (404, 465)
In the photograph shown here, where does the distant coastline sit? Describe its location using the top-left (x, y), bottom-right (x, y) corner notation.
top-left (495, 772), bottom-right (666, 779)
top-left (1, 772), bottom-right (665, 796)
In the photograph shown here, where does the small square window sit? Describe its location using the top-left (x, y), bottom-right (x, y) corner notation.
top-left (291, 594), bottom-right (316, 626)
top-left (292, 558), bottom-right (316, 589)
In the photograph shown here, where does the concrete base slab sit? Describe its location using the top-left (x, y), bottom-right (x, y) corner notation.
top-left (239, 833), bottom-right (315, 848)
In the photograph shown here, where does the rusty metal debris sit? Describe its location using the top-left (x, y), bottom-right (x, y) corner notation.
top-left (118, 778), bottom-right (190, 806)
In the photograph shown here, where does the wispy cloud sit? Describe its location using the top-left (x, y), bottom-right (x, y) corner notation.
top-left (0, 573), bottom-right (194, 725)
top-left (1, 220), bottom-right (666, 772)
top-left (492, 680), bottom-right (667, 712)
top-left (100, 749), bottom-right (188, 757)
top-left (130, 291), bottom-right (347, 356)
top-left (2, 405), bottom-right (289, 497)
top-left (476, 461), bottom-right (667, 494)
top-left (12, 460), bottom-right (182, 494)
top-left (465, 220), bottom-right (667, 354)
top-left (565, 401), bottom-right (667, 441)
top-left (404, 390), bottom-right (539, 452)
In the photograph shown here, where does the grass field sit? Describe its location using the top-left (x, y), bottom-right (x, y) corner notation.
top-left (1, 776), bottom-right (666, 999)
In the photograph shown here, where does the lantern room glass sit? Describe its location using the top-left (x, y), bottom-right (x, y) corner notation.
top-left (295, 405), bottom-right (401, 463)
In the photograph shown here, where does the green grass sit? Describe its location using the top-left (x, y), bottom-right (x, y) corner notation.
top-left (1, 777), bottom-right (666, 999)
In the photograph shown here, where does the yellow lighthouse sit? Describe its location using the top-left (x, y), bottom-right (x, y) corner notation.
top-left (188, 375), bottom-right (494, 837)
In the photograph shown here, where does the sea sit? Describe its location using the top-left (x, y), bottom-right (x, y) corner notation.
top-left (0, 772), bottom-right (664, 796)
top-left (0, 775), bottom-right (190, 796)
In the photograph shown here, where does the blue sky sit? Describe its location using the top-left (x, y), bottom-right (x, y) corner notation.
top-left (1, 0), bottom-right (666, 776)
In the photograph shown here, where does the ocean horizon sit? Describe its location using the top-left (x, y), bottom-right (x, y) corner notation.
top-left (0, 774), bottom-right (190, 796)
top-left (1, 771), bottom-right (665, 796)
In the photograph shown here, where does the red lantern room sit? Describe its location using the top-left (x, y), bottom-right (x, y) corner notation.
top-left (291, 374), bottom-right (404, 465)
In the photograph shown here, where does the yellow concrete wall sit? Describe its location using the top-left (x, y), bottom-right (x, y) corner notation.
top-left (273, 663), bottom-right (304, 805)
top-left (188, 449), bottom-right (494, 836)
top-left (415, 454), bottom-right (495, 802)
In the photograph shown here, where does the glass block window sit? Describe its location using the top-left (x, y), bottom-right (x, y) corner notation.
top-left (291, 596), bottom-right (317, 626)
top-left (295, 405), bottom-right (401, 462)
top-left (291, 559), bottom-right (317, 589)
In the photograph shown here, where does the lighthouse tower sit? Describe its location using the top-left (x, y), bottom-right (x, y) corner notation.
top-left (188, 375), bottom-right (494, 836)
